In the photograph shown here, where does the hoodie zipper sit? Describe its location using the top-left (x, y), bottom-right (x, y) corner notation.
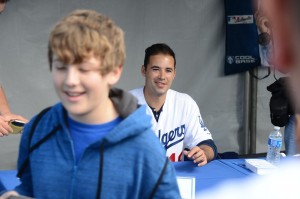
top-left (96, 142), bottom-right (105, 199)
top-left (70, 164), bottom-right (78, 199)
top-left (66, 128), bottom-right (78, 199)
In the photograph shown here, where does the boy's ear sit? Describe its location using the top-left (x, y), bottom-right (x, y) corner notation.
top-left (108, 65), bottom-right (123, 85)
top-left (141, 65), bottom-right (146, 77)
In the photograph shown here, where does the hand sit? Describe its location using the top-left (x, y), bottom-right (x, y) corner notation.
top-left (183, 146), bottom-right (208, 166)
top-left (0, 191), bottom-right (19, 199)
top-left (0, 112), bottom-right (28, 137)
top-left (0, 115), bottom-right (12, 136)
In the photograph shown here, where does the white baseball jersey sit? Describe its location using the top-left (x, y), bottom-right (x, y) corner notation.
top-left (130, 88), bottom-right (213, 162)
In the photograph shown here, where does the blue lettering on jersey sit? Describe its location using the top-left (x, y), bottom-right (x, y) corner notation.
top-left (158, 124), bottom-right (185, 150)
top-left (198, 116), bottom-right (207, 131)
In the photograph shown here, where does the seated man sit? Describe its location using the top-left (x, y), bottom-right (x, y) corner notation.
top-left (130, 43), bottom-right (217, 166)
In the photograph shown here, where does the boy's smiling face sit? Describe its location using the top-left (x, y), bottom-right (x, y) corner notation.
top-left (52, 53), bottom-right (121, 123)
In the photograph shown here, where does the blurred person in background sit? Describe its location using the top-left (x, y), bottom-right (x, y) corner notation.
top-left (196, 0), bottom-right (300, 198)
top-left (0, 0), bottom-right (9, 14)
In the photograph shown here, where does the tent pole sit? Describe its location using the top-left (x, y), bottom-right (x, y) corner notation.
top-left (250, 68), bottom-right (258, 154)
top-left (243, 72), bottom-right (250, 154)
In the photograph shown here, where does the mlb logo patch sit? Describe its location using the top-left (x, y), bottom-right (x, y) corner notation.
top-left (227, 15), bottom-right (253, 24)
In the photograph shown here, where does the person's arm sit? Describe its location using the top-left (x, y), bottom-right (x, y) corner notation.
top-left (182, 95), bottom-right (218, 166)
top-left (0, 86), bottom-right (10, 116)
top-left (0, 191), bottom-right (20, 199)
top-left (183, 139), bottom-right (217, 166)
top-left (0, 86), bottom-right (28, 136)
top-left (197, 139), bottom-right (218, 161)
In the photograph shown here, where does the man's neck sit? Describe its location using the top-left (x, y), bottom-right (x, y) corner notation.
top-left (143, 87), bottom-right (166, 111)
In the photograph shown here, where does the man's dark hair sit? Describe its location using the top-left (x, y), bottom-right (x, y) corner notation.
top-left (144, 43), bottom-right (176, 69)
top-left (0, 0), bottom-right (10, 3)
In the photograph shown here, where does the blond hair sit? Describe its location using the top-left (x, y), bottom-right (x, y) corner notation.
top-left (48, 9), bottom-right (125, 75)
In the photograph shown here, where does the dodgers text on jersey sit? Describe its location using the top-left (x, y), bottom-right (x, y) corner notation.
top-left (158, 124), bottom-right (185, 150)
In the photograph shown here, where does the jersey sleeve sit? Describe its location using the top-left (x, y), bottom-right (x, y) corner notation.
top-left (183, 95), bottom-right (213, 150)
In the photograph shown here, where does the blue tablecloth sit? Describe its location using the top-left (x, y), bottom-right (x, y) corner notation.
top-left (0, 159), bottom-right (255, 193)
top-left (0, 170), bottom-right (19, 191)
top-left (173, 159), bottom-right (254, 193)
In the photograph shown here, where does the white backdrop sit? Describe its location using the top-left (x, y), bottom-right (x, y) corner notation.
top-left (0, 0), bottom-right (278, 169)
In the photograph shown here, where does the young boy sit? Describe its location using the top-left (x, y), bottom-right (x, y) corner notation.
top-left (0, 10), bottom-right (180, 199)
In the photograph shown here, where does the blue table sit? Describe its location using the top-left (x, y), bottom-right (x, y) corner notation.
top-left (173, 159), bottom-right (254, 193)
top-left (0, 159), bottom-right (255, 193)
top-left (0, 170), bottom-right (19, 191)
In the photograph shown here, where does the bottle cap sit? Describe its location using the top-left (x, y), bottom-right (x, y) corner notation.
top-left (274, 126), bottom-right (280, 130)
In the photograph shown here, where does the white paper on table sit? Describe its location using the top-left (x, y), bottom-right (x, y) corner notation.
top-left (245, 159), bottom-right (278, 175)
top-left (176, 176), bottom-right (195, 199)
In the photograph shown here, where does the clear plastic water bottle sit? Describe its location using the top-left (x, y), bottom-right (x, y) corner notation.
top-left (266, 126), bottom-right (282, 165)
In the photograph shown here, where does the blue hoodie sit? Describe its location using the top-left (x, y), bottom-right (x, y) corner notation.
top-left (14, 88), bottom-right (180, 199)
